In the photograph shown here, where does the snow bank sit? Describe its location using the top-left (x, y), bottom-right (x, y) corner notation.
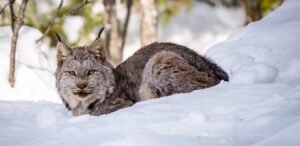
top-left (1, 0), bottom-right (300, 146)
top-left (206, 0), bottom-right (300, 85)
top-left (0, 26), bottom-right (60, 102)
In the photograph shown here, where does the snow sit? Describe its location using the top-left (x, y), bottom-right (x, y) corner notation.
top-left (0, 26), bottom-right (60, 102)
top-left (158, 2), bottom-right (244, 54)
top-left (1, 0), bottom-right (300, 146)
top-left (230, 62), bottom-right (278, 84)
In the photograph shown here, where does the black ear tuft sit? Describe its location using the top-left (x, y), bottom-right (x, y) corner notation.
top-left (55, 32), bottom-right (62, 42)
top-left (55, 32), bottom-right (71, 66)
top-left (97, 27), bottom-right (105, 38)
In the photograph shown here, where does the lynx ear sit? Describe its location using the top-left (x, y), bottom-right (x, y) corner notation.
top-left (55, 32), bottom-right (71, 66)
top-left (88, 27), bottom-right (106, 62)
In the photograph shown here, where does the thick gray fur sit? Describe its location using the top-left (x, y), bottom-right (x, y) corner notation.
top-left (55, 32), bottom-right (228, 116)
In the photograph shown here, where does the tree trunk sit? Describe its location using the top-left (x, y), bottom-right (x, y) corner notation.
top-left (120, 0), bottom-right (132, 53)
top-left (103, 0), bottom-right (122, 66)
top-left (140, 0), bottom-right (158, 46)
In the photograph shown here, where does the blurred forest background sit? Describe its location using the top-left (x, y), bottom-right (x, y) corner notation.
top-left (0, 0), bottom-right (282, 87)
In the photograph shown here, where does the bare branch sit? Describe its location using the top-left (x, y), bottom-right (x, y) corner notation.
top-left (36, 0), bottom-right (64, 43)
top-left (103, 0), bottom-right (113, 54)
top-left (8, 0), bottom-right (28, 87)
top-left (9, 0), bottom-right (16, 30)
top-left (0, 1), bottom-right (9, 14)
top-left (68, 0), bottom-right (90, 15)
top-left (36, 0), bottom-right (92, 43)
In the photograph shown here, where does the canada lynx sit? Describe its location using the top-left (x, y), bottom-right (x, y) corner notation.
top-left (55, 27), bottom-right (228, 116)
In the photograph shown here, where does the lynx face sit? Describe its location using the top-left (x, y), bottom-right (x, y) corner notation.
top-left (55, 28), bottom-right (115, 110)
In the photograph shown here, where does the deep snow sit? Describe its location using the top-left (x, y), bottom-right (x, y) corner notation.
top-left (1, 0), bottom-right (300, 146)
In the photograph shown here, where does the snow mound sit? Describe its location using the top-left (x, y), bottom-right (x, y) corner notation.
top-left (206, 0), bottom-right (300, 85)
top-left (0, 26), bottom-right (60, 102)
top-left (230, 62), bottom-right (278, 83)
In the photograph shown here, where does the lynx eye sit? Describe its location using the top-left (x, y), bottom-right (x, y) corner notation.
top-left (65, 71), bottom-right (76, 76)
top-left (87, 69), bottom-right (96, 76)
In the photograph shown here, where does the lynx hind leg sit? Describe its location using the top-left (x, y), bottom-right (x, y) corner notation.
top-left (139, 51), bottom-right (216, 101)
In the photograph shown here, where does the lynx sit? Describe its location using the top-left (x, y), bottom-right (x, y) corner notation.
top-left (55, 27), bottom-right (229, 116)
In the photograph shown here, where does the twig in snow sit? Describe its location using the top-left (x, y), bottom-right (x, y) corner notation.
top-left (8, 0), bottom-right (28, 87)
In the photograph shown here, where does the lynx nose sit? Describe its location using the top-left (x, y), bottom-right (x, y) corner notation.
top-left (76, 83), bottom-right (87, 89)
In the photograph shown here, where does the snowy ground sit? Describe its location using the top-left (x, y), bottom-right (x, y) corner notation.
top-left (0, 26), bottom-right (60, 102)
top-left (1, 0), bottom-right (300, 146)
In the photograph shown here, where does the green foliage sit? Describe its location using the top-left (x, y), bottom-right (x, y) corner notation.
top-left (260, 0), bottom-right (282, 16)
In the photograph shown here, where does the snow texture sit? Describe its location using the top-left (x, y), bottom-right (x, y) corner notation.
top-left (1, 0), bottom-right (300, 146)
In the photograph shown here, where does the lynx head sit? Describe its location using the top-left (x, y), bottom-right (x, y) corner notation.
top-left (55, 27), bottom-right (115, 111)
